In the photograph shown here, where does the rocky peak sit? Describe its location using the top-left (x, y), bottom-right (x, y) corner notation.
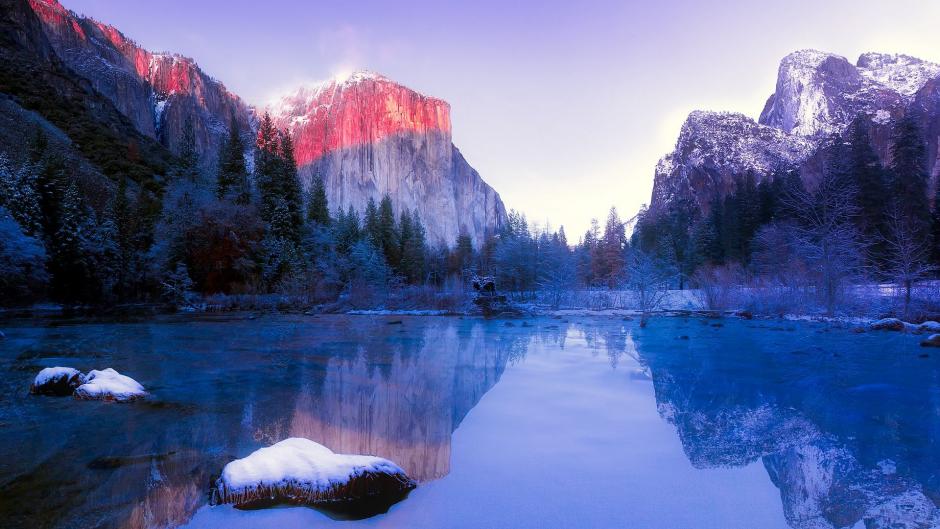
top-left (26, 0), bottom-right (253, 165)
top-left (267, 70), bottom-right (452, 167)
top-left (650, 111), bottom-right (814, 212)
top-left (857, 52), bottom-right (940, 98)
top-left (267, 70), bottom-right (503, 247)
top-left (759, 49), bottom-right (939, 138)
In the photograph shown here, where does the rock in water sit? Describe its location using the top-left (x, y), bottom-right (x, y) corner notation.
top-left (870, 318), bottom-right (907, 331)
top-left (30, 367), bottom-right (86, 396)
top-left (918, 321), bottom-right (940, 333)
top-left (212, 438), bottom-right (415, 517)
top-left (74, 368), bottom-right (146, 402)
top-left (921, 335), bottom-right (940, 348)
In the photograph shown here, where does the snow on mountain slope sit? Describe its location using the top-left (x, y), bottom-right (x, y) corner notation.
top-left (651, 49), bottom-right (940, 214)
top-left (759, 49), bottom-right (938, 138)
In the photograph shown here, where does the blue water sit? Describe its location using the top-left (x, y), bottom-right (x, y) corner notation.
top-left (0, 315), bottom-right (936, 528)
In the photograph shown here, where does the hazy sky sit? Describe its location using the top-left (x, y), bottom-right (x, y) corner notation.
top-left (64, 0), bottom-right (940, 238)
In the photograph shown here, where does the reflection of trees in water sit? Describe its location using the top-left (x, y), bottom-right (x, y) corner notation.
top-left (578, 322), bottom-right (634, 369)
top-left (638, 324), bottom-right (940, 528)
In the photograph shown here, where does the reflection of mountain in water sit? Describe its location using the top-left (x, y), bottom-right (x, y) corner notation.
top-left (288, 323), bottom-right (514, 481)
top-left (0, 317), bottom-right (520, 529)
top-left (637, 324), bottom-right (940, 529)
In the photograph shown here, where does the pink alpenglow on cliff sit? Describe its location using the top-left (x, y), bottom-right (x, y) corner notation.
top-left (268, 71), bottom-right (506, 247)
top-left (268, 71), bottom-right (452, 165)
top-left (212, 438), bottom-right (416, 515)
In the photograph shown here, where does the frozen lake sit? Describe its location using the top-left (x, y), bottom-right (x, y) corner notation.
top-left (0, 314), bottom-right (936, 528)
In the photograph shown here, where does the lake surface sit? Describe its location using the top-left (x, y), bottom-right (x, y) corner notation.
top-left (0, 314), bottom-right (937, 529)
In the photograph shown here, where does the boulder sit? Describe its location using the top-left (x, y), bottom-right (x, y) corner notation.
top-left (870, 318), bottom-right (906, 331)
top-left (30, 367), bottom-right (86, 396)
top-left (74, 368), bottom-right (146, 402)
top-left (212, 438), bottom-right (415, 517)
top-left (918, 321), bottom-right (940, 333)
top-left (921, 334), bottom-right (940, 348)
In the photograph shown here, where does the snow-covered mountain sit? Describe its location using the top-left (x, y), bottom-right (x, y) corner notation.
top-left (651, 50), bottom-right (940, 214)
top-left (267, 71), bottom-right (506, 246)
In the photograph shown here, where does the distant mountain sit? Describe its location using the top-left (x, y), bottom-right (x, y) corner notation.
top-left (268, 71), bottom-right (506, 246)
top-left (650, 49), bottom-right (940, 214)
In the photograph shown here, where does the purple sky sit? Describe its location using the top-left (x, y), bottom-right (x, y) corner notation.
top-left (64, 0), bottom-right (940, 238)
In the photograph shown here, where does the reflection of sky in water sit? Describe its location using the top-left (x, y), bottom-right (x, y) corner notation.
top-left (0, 315), bottom-right (936, 528)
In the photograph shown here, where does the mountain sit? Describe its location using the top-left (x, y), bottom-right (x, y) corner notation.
top-left (650, 50), bottom-right (940, 214)
top-left (7, 0), bottom-right (506, 247)
top-left (0, 0), bottom-right (176, 194)
top-left (267, 71), bottom-right (506, 246)
top-left (24, 0), bottom-right (254, 171)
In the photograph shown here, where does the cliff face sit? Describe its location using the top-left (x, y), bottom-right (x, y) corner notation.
top-left (651, 50), bottom-right (940, 213)
top-left (268, 71), bottom-right (506, 246)
top-left (18, 1), bottom-right (506, 245)
top-left (25, 0), bottom-right (254, 169)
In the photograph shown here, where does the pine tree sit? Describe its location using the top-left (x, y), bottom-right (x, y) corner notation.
top-left (842, 117), bottom-right (888, 265)
top-left (378, 195), bottom-right (400, 268)
top-left (931, 184), bottom-right (940, 266)
top-left (307, 173), bottom-right (330, 226)
top-left (178, 116), bottom-right (199, 182)
top-left (217, 113), bottom-right (248, 202)
top-left (889, 114), bottom-right (931, 236)
top-left (111, 175), bottom-right (134, 299)
top-left (0, 154), bottom-right (42, 236)
top-left (334, 205), bottom-right (361, 254)
top-left (277, 131), bottom-right (303, 241)
top-left (364, 198), bottom-right (380, 248)
top-left (452, 234), bottom-right (474, 276)
top-left (599, 207), bottom-right (625, 287)
top-left (50, 180), bottom-right (87, 301)
top-left (255, 112), bottom-right (281, 221)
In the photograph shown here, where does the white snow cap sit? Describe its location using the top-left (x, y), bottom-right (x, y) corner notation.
top-left (74, 368), bottom-right (146, 401)
top-left (219, 438), bottom-right (407, 493)
top-left (33, 366), bottom-right (84, 387)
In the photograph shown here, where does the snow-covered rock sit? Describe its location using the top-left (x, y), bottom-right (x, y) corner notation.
top-left (870, 318), bottom-right (907, 331)
top-left (212, 438), bottom-right (415, 510)
top-left (30, 366), bottom-right (86, 396)
top-left (73, 368), bottom-right (146, 401)
top-left (917, 321), bottom-right (940, 333)
top-left (921, 334), bottom-right (940, 348)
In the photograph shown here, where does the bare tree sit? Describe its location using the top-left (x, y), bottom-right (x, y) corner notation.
top-left (624, 247), bottom-right (676, 326)
top-left (881, 205), bottom-right (935, 319)
top-left (780, 170), bottom-right (866, 315)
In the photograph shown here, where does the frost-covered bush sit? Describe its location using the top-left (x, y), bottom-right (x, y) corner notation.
top-left (0, 207), bottom-right (48, 304)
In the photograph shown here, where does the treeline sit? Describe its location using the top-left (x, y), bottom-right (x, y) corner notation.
top-left (631, 114), bottom-right (940, 315)
top-left (0, 112), bottom-right (474, 307)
